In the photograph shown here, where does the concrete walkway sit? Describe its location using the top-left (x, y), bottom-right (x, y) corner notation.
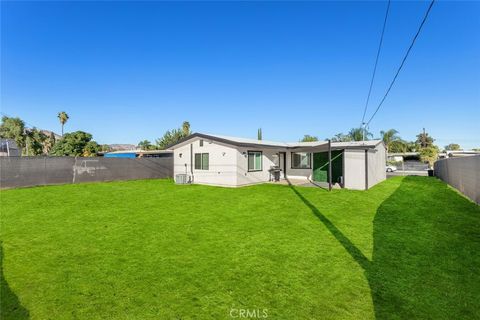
top-left (269, 178), bottom-right (340, 189)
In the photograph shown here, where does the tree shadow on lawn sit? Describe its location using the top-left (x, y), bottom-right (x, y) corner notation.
top-left (289, 176), bottom-right (480, 319)
top-left (1, 243), bottom-right (30, 320)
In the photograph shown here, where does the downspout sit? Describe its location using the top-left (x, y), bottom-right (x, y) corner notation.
top-left (190, 143), bottom-right (193, 183)
top-left (365, 149), bottom-right (369, 190)
top-left (328, 139), bottom-right (332, 191)
top-left (342, 149), bottom-right (345, 188)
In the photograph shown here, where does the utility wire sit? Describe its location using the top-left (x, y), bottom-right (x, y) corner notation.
top-left (366, 0), bottom-right (435, 126)
top-left (361, 0), bottom-right (391, 125)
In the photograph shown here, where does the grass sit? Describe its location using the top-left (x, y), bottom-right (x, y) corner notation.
top-left (1, 176), bottom-right (479, 319)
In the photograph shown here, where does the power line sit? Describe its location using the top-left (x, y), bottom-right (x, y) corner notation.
top-left (361, 0), bottom-right (391, 125)
top-left (366, 0), bottom-right (435, 127)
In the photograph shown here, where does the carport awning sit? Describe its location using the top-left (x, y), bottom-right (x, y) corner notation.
top-left (288, 144), bottom-right (375, 153)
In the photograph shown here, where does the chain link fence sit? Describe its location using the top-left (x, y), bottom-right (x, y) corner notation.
top-left (0, 156), bottom-right (173, 189)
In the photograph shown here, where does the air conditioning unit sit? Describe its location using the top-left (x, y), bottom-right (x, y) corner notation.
top-left (175, 174), bottom-right (190, 184)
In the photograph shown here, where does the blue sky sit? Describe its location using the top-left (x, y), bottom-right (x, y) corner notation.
top-left (1, 1), bottom-right (479, 148)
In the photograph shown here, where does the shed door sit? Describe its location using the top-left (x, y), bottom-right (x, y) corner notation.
top-left (313, 151), bottom-right (343, 183)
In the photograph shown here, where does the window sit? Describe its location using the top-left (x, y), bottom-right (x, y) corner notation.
top-left (291, 152), bottom-right (311, 169)
top-left (199, 139), bottom-right (204, 147)
top-left (194, 153), bottom-right (209, 170)
top-left (248, 151), bottom-right (262, 171)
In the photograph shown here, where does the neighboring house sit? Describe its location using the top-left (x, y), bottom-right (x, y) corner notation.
top-left (443, 150), bottom-right (480, 158)
top-left (0, 139), bottom-right (20, 157)
top-left (168, 133), bottom-right (386, 190)
top-left (103, 149), bottom-right (173, 158)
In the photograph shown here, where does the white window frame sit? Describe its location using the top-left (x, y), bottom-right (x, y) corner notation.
top-left (248, 151), bottom-right (263, 172)
top-left (291, 152), bottom-right (311, 169)
top-left (194, 153), bottom-right (209, 170)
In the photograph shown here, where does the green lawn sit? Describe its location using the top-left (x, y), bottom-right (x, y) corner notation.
top-left (1, 176), bottom-right (479, 319)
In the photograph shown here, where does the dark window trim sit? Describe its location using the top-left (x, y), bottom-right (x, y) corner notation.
top-left (247, 150), bottom-right (263, 172)
top-left (194, 152), bottom-right (209, 170)
top-left (291, 152), bottom-right (312, 169)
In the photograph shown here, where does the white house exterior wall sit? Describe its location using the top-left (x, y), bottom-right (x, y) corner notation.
top-left (343, 149), bottom-right (367, 190)
top-left (236, 147), bottom-right (285, 186)
top-left (173, 138), bottom-right (238, 187)
top-left (285, 152), bottom-right (312, 180)
top-left (367, 143), bottom-right (386, 188)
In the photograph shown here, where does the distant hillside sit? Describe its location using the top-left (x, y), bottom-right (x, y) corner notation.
top-left (108, 144), bottom-right (136, 151)
top-left (40, 130), bottom-right (62, 141)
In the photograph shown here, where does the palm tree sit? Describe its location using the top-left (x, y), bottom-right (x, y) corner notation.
top-left (349, 127), bottom-right (372, 141)
top-left (138, 140), bottom-right (152, 150)
top-left (331, 133), bottom-right (352, 142)
top-left (182, 121), bottom-right (191, 137)
top-left (57, 112), bottom-right (69, 137)
top-left (257, 128), bottom-right (262, 140)
top-left (389, 140), bottom-right (408, 153)
top-left (380, 129), bottom-right (400, 153)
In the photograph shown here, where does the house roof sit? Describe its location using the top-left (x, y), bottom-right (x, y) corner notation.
top-left (168, 133), bottom-right (383, 150)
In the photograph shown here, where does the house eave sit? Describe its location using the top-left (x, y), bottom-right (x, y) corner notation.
top-left (167, 133), bottom-right (382, 151)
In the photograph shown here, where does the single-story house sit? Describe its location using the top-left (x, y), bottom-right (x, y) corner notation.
top-left (168, 133), bottom-right (386, 190)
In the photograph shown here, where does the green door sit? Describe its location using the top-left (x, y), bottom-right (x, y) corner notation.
top-left (313, 151), bottom-right (343, 183)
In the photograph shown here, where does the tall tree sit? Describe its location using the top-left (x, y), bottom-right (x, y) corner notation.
top-left (330, 133), bottom-right (352, 142)
top-left (257, 128), bottom-right (262, 140)
top-left (182, 121), bottom-right (191, 136)
top-left (416, 128), bottom-right (434, 148)
top-left (24, 128), bottom-right (47, 156)
top-left (300, 135), bottom-right (318, 142)
top-left (406, 141), bottom-right (419, 152)
top-left (57, 111), bottom-right (69, 137)
top-left (349, 127), bottom-right (372, 141)
top-left (99, 144), bottom-right (112, 152)
top-left (0, 116), bottom-right (26, 149)
top-left (50, 131), bottom-right (96, 156)
top-left (444, 143), bottom-right (461, 151)
top-left (82, 141), bottom-right (100, 157)
top-left (42, 132), bottom-right (56, 154)
top-left (156, 121), bottom-right (192, 149)
top-left (380, 129), bottom-right (400, 153)
top-left (138, 140), bottom-right (152, 150)
top-left (419, 146), bottom-right (439, 169)
top-left (389, 140), bottom-right (408, 153)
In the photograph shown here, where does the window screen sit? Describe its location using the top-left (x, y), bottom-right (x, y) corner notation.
top-left (195, 153), bottom-right (209, 170)
top-left (248, 151), bottom-right (262, 171)
top-left (291, 152), bottom-right (311, 169)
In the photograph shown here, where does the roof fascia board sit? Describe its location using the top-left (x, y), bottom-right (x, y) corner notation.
top-left (167, 133), bottom-right (380, 150)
